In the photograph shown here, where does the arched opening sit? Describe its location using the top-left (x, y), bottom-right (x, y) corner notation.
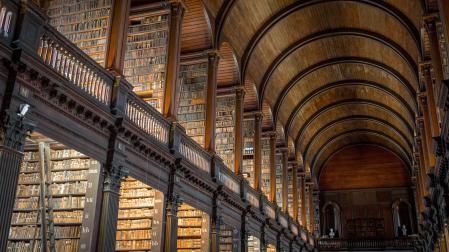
top-left (322, 201), bottom-right (341, 238)
top-left (393, 200), bottom-right (414, 237)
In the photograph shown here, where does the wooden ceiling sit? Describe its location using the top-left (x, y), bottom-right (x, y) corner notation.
top-left (200, 0), bottom-right (424, 182)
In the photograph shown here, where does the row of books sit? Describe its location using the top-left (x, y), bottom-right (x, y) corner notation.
top-left (215, 95), bottom-right (235, 170)
top-left (9, 226), bottom-right (80, 239)
top-left (116, 177), bottom-right (163, 251)
top-left (7, 240), bottom-right (79, 252)
top-left (47, 0), bottom-right (112, 65)
top-left (242, 117), bottom-right (255, 187)
top-left (124, 13), bottom-right (169, 113)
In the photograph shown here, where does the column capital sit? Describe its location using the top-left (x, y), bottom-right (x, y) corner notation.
top-left (207, 49), bottom-right (221, 61)
top-left (103, 165), bottom-right (129, 193)
top-left (423, 13), bottom-right (439, 32)
top-left (0, 109), bottom-right (34, 150)
top-left (235, 85), bottom-right (245, 100)
top-left (166, 0), bottom-right (186, 16)
top-left (254, 111), bottom-right (263, 121)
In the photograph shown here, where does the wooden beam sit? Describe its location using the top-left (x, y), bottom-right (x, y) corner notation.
top-left (254, 111), bottom-right (263, 191)
top-left (234, 86), bottom-right (245, 175)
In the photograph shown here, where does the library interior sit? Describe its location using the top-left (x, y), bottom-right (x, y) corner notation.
top-left (0, 0), bottom-right (448, 251)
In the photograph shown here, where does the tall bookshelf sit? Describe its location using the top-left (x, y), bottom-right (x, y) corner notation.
top-left (275, 153), bottom-right (283, 209)
top-left (261, 138), bottom-right (270, 199)
top-left (177, 63), bottom-right (208, 146)
top-left (8, 139), bottom-right (100, 252)
top-left (243, 118), bottom-right (255, 188)
top-left (247, 235), bottom-right (260, 252)
top-left (124, 12), bottom-right (169, 112)
top-left (47, 0), bottom-right (113, 65)
top-left (287, 167), bottom-right (294, 218)
top-left (115, 177), bottom-right (164, 251)
top-left (298, 178), bottom-right (303, 225)
top-left (219, 224), bottom-right (234, 252)
top-left (177, 204), bottom-right (210, 252)
top-left (216, 94), bottom-right (236, 171)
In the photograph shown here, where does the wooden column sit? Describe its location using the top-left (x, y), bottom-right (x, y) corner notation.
top-left (281, 148), bottom-right (288, 213)
top-left (164, 166), bottom-right (182, 252)
top-left (211, 194), bottom-right (222, 252)
top-left (234, 86), bottom-right (245, 175)
top-left (0, 111), bottom-right (33, 251)
top-left (163, 0), bottom-right (185, 119)
top-left (97, 165), bottom-right (128, 252)
top-left (205, 50), bottom-right (220, 152)
top-left (254, 111), bottom-right (263, 191)
top-left (300, 174), bottom-right (307, 227)
top-left (105, 0), bottom-right (131, 74)
top-left (424, 18), bottom-right (446, 108)
top-left (269, 132), bottom-right (277, 203)
top-left (419, 95), bottom-right (436, 168)
top-left (292, 163), bottom-right (299, 221)
top-left (422, 64), bottom-right (441, 138)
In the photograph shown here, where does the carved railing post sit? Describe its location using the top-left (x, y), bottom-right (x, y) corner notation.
top-left (0, 110), bottom-right (33, 251)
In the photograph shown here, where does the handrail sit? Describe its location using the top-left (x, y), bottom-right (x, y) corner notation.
top-left (317, 237), bottom-right (417, 250)
top-left (246, 186), bottom-right (260, 208)
top-left (125, 91), bottom-right (170, 145)
top-left (218, 163), bottom-right (240, 194)
top-left (179, 133), bottom-right (211, 173)
top-left (36, 24), bottom-right (114, 106)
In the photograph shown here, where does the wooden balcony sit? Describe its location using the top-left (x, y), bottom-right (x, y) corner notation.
top-left (317, 237), bottom-right (417, 251)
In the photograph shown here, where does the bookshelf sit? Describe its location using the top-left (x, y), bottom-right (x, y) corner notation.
top-left (243, 118), bottom-right (255, 187)
top-left (177, 204), bottom-right (210, 252)
top-left (216, 94), bottom-right (236, 171)
top-left (275, 153), bottom-right (283, 209)
top-left (247, 235), bottom-right (260, 252)
top-left (115, 177), bottom-right (164, 251)
top-left (8, 141), bottom-right (100, 252)
top-left (47, 0), bottom-right (113, 65)
top-left (177, 63), bottom-right (208, 146)
top-left (267, 244), bottom-right (276, 252)
top-left (124, 12), bottom-right (169, 112)
top-left (287, 167), bottom-right (294, 217)
top-left (261, 138), bottom-right (271, 199)
top-left (219, 224), bottom-right (234, 252)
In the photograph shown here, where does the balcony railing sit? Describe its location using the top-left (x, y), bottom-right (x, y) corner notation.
top-left (125, 92), bottom-right (170, 145)
top-left (317, 237), bottom-right (417, 250)
top-left (179, 134), bottom-right (211, 174)
top-left (37, 27), bottom-right (113, 106)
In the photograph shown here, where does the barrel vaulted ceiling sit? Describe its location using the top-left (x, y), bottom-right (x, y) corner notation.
top-left (198, 0), bottom-right (424, 183)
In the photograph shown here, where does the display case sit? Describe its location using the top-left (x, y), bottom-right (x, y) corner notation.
top-left (216, 94), bottom-right (236, 170)
top-left (177, 204), bottom-right (210, 252)
top-left (115, 177), bottom-right (164, 251)
top-left (177, 62), bottom-right (208, 146)
top-left (8, 140), bottom-right (100, 252)
top-left (124, 12), bottom-right (169, 112)
top-left (47, 0), bottom-right (113, 65)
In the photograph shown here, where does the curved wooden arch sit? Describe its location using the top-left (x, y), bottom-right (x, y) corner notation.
top-left (316, 143), bottom-right (411, 183)
top-left (285, 79), bottom-right (417, 141)
top-left (272, 57), bottom-right (417, 125)
top-left (311, 130), bottom-right (412, 176)
top-left (214, 0), bottom-right (236, 47)
top-left (294, 99), bottom-right (415, 148)
top-left (255, 28), bottom-right (418, 110)
top-left (303, 116), bottom-right (413, 162)
top-left (238, 0), bottom-right (421, 84)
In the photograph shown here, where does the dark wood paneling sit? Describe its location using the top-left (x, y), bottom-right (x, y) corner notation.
top-left (319, 145), bottom-right (410, 191)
